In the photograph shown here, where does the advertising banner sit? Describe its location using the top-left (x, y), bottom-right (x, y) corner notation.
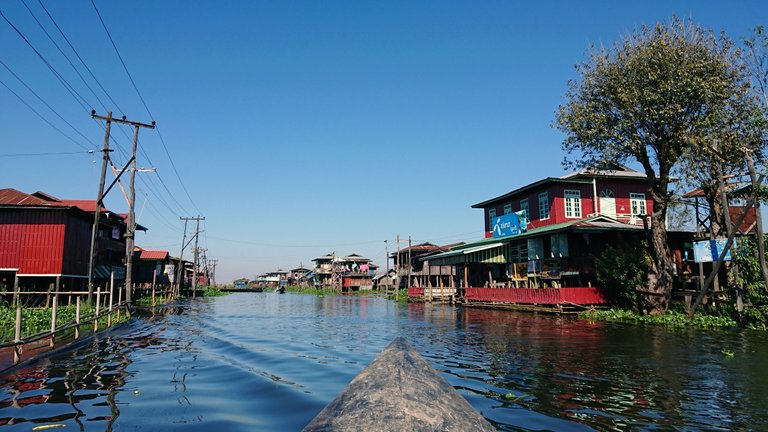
top-left (492, 211), bottom-right (528, 238)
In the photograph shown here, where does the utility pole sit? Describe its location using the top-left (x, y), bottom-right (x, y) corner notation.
top-left (90, 111), bottom-right (154, 304)
top-left (105, 114), bottom-right (155, 304)
top-left (209, 259), bottom-right (218, 287)
top-left (176, 218), bottom-right (189, 297)
top-left (384, 240), bottom-right (389, 291)
top-left (192, 216), bottom-right (203, 297)
top-left (745, 149), bottom-right (768, 291)
top-left (396, 235), bottom-right (400, 302)
top-left (407, 236), bottom-right (412, 287)
top-left (87, 111), bottom-right (113, 301)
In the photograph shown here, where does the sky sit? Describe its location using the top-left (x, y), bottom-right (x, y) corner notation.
top-left (1, 1), bottom-right (766, 283)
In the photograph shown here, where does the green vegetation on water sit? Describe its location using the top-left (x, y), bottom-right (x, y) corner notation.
top-left (580, 308), bottom-right (738, 329)
top-left (134, 285), bottom-right (231, 307)
top-left (0, 304), bottom-right (130, 343)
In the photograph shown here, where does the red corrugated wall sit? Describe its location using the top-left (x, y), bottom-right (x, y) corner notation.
top-left (62, 215), bottom-right (91, 275)
top-left (0, 209), bottom-right (67, 274)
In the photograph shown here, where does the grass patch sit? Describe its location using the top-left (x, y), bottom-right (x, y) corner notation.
top-left (0, 304), bottom-right (129, 343)
top-left (580, 308), bottom-right (738, 329)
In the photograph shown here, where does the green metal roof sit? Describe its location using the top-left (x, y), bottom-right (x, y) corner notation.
top-left (422, 215), bottom-right (643, 265)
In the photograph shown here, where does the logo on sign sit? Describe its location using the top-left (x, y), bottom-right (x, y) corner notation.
top-left (492, 211), bottom-right (527, 238)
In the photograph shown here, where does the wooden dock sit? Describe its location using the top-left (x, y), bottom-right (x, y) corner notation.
top-left (303, 337), bottom-right (496, 431)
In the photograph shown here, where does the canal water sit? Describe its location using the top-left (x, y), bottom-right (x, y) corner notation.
top-left (1, 293), bottom-right (767, 431)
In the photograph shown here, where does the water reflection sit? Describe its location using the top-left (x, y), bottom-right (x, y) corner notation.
top-left (0, 294), bottom-right (766, 431)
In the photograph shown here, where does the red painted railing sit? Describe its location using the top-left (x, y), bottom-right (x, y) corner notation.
top-left (408, 287), bottom-right (606, 305)
top-left (464, 287), bottom-right (606, 305)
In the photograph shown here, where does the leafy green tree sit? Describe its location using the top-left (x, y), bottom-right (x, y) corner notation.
top-left (595, 244), bottom-right (648, 309)
top-left (556, 17), bottom-right (762, 314)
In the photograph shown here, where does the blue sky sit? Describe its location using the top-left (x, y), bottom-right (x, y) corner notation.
top-left (1, 1), bottom-right (766, 282)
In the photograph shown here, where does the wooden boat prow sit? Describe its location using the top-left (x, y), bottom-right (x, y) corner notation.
top-left (303, 337), bottom-right (496, 431)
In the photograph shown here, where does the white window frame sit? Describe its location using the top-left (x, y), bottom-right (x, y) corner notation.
top-left (503, 203), bottom-right (512, 214)
top-left (630, 193), bottom-right (647, 216)
top-left (520, 198), bottom-right (529, 220)
top-left (488, 208), bottom-right (496, 226)
top-left (564, 189), bottom-right (581, 219)
top-left (538, 192), bottom-right (549, 220)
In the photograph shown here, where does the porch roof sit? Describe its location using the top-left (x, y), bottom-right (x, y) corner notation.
top-left (422, 215), bottom-right (643, 265)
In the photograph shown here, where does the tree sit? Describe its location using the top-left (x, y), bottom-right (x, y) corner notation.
top-left (556, 17), bottom-right (762, 314)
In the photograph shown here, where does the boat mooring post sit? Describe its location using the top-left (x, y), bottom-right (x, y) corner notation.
top-left (303, 337), bottom-right (495, 432)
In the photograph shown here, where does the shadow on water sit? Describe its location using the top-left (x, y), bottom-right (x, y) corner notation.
top-left (0, 293), bottom-right (767, 431)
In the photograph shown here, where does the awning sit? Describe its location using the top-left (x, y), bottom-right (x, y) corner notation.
top-left (94, 265), bottom-right (126, 279)
top-left (425, 242), bottom-right (508, 265)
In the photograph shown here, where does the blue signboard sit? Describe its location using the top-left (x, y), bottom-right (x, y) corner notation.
top-left (492, 211), bottom-right (528, 238)
top-left (692, 239), bottom-right (736, 263)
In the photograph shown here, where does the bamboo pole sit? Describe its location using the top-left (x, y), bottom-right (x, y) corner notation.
top-left (14, 302), bottom-right (22, 364)
top-left (49, 292), bottom-right (58, 348)
top-left (94, 283), bottom-right (101, 332)
top-left (75, 296), bottom-right (81, 340)
top-left (108, 273), bottom-right (114, 327)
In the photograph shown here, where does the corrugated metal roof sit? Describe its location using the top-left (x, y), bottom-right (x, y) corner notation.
top-left (423, 215), bottom-right (643, 265)
top-left (0, 188), bottom-right (61, 206)
top-left (139, 250), bottom-right (169, 260)
top-left (682, 182), bottom-right (750, 198)
top-left (471, 166), bottom-right (648, 208)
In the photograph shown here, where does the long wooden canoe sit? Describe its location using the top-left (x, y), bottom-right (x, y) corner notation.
top-left (303, 337), bottom-right (496, 431)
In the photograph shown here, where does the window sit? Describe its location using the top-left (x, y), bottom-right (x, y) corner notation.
top-left (528, 238), bottom-right (544, 260)
top-left (503, 204), bottom-right (512, 214)
top-left (550, 234), bottom-right (569, 257)
top-left (630, 193), bottom-right (647, 216)
top-left (600, 189), bottom-right (615, 198)
top-left (538, 192), bottom-right (549, 220)
top-left (564, 190), bottom-right (581, 218)
top-left (488, 208), bottom-right (496, 225)
top-left (520, 199), bottom-right (529, 220)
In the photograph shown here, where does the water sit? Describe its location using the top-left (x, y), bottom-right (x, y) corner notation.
top-left (1, 293), bottom-right (767, 431)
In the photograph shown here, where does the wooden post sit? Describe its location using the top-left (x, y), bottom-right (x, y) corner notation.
top-left (745, 150), bottom-right (768, 292)
top-left (108, 273), bottom-right (114, 327)
top-left (49, 290), bottom-right (58, 348)
top-left (94, 283), bottom-right (101, 332)
top-left (117, 274), bottom-right (123, 321)
top-left (152, 269), bottom-right (157, 306)
top-left (14, 301), bottom-right (22, 365)
top-left (12, 274), bottom-right (19, 307)
top-left (75, 296), bottom-right (81, 340)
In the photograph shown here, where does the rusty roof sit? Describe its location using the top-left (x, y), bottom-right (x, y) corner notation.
top-left (139, 250), bottom-right (169, 260)
top-left (682, 182), bottom-right (750, 199)
top-left (0, 188), bottom-right (62, 206)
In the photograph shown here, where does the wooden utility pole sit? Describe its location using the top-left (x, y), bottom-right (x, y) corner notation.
top-left (192, 217), bottom-right (203, 297)
top-left (384, 240), bottom-right (389, 291)
top-left (745, 149), bottom-right (768, 291)
top-left (175, 218), bottom-right (189, 297)
top-left (87, 111), bottom-right (113, 301)
top-left (90, 111), bottom-right (154, 304)
top-left (208, 259), bottom-right (218, 287)
top-left (177, 216), bottom-right (204, 297)
top-left (114, 116), bottom-right (154, 304)
top-left (408, 236), bottom-right (412, 289)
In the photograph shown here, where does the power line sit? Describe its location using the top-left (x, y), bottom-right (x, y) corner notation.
top-left (20, 0), bottom-right (108, 112)
top-left (0, 59), bottom-right (98, 149)
top-left (35, 0), bottom-right (125, 115)
top-left (0, 150), bottom-right (92, 158)
top-left (0, 76), bottom-right (92, 151)
top-left (89, 0), bottom-right (202, 215)
top-left (0, 7), bottom-right (93, 113)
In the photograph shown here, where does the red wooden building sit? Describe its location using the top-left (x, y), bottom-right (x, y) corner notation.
top-left (413, 166), bottom-right (694, 307)
top-left (0, 188), bottom-right (135, 293)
